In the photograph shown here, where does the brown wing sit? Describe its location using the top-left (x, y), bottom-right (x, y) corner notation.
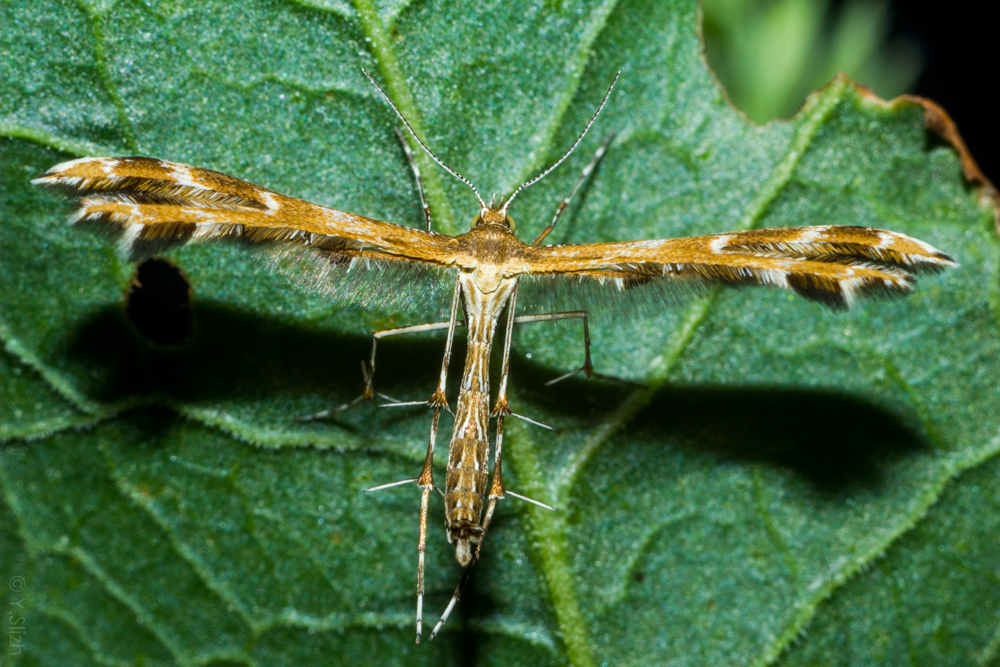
top-left (521, 226), bottom-right (956, 309)
top-left (32, 156), bottom-right (461, 266)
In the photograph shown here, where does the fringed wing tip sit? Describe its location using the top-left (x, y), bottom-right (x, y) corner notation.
top-left (719, 225), bottom-right (958, 276)
top-left (30, 160), bottom-right (152, 260)
top-left (62, 206), bottom-right (176, 262)
top-left (32, 157), bottom-right (114, 189)
top-left (31, 172), bottom-right (75, 190)
top-left (706, 225), bottom-right (957, 308)
top-left (695, 262), bottom-right (917, 311)
top-left (792, 271), bottom-right (915, 311)
top-left (909, 249), bottom-right (959, 273)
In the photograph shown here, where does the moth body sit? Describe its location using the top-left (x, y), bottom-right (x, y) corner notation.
top-left (445, 270), bottom-right (517, 565)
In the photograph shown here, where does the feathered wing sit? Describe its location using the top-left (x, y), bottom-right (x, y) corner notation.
top-left (33, 160), bottom-right (956, 311)
top-left (521, 226), bottom-right (956, 310)
top-left (32, 156), bottom-right (461, 267)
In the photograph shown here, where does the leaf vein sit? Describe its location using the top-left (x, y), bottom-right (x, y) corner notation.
top-left (74, 0), bottom-right (140, 152)
top-left (506, 0), bottom-right (620, 191)
top-left (67, 545), bottom-right (193, 665)
top-left (593, 509), bottom-right (697, 617)
top-left (0, 122), bottom-right (114, 157)
top-left (32, 605), bottom-right (142, 667)
top-left (506, 417), bottom-right (595, 667)
top-left (758, 425), bottom-right (1000, 666)
top-left (752, 469), bottom-right (801, 587)
top-left (98, 439), bottom-right (263, 635)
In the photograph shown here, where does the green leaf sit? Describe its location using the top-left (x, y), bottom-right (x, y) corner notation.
top-left (777, 453), bottom-right (1000, 666)
top-left (1, 1), bottom-right (997, 665)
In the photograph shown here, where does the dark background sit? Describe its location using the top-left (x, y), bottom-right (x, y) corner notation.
top-left (890, 1), bottom-right (996, 183)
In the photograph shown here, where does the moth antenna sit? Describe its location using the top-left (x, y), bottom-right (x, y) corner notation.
top-left (501, 70), bottom-right (620, 216)
top-left (361, 69), bottom-right (487, 210)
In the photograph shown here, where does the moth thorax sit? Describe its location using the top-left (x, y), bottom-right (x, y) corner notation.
top-left (472, 207), bottom-right (516, 232)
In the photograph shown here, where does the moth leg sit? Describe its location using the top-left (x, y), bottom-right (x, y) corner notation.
top-left (414, 403), bottom-right (443, 642)
top-left (395, 126), bottom-right (432, 232)
top-left (430, 286), bottom-right (519, 642)
top-left (513, 311), bottom-right (595, 385)
top-left (482, 285), bottom-right (519, 540)
top-left (513, 310), bottom-right (646, 388)
top-left (363, 319), bottom-right (461, 404)
top-left (426, 276), bottom-right (463, 412)
top-left (335, 278), bottom-right (462, 642)
top-left (514, 310), bottom-right (647, 389)
top-left (294, 318), bottom-right (461, 422)
top-left (411, 276), bottom-right (462, 642)
top-left (481, 288), bottom-right (560, 553)
top-left (430, 290), bottom-right (555, 642)
top-left (355, 404), bottom-right (446, 644)
top-left (532, 132), bottom-right (615, 246)
top-left (429, 559), bottom-right (475, 641)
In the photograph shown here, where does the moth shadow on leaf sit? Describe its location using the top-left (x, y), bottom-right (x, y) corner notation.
top-left (64, 290), bottom-right (929, 496)
top-left (647, 386), bottom-right (929, 494)
top-left (65, 300), bottom-right (449, 425)
top-left (532, 371), bottom-right (932, 495)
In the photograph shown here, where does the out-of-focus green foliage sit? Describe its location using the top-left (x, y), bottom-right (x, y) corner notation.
top-left (703, 0), bottom-right (921, 122)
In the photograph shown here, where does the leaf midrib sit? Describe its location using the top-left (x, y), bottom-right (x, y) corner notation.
top-left (352, 0), bottom-right (457, 233)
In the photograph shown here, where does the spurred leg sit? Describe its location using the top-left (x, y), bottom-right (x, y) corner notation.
top-left (513, 310), bottom-right (646, 389)
top-left (482, 285), bottom-right (520, 538)
top-left (297, 291), bottom-right (465, 420)
top-left (394, 126), bottom-right (433, 232)
top-left (513, 311), bottom-right (594, 384)
top-left (414, 277), bottom-right (462, 642)
top-left (532, 133), bottom-right (615, 246)
top-left (336, 279), bottom-right (463, 642)
top-left (428, 287), bottom-right (559, 641)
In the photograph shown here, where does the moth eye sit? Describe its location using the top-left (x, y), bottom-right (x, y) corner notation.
top-left (505, 215), bottom-right (516, 233)
top-left (471, 213), bottom-right (483, 228)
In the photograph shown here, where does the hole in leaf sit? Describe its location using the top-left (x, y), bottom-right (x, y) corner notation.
top-left (126, 258), bottom-right (193, 346)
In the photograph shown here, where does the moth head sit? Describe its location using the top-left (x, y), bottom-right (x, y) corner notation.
top-left (472, 206), bottom-right (516, 233)
top-left (361, 67), bottom-right (618, 239)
